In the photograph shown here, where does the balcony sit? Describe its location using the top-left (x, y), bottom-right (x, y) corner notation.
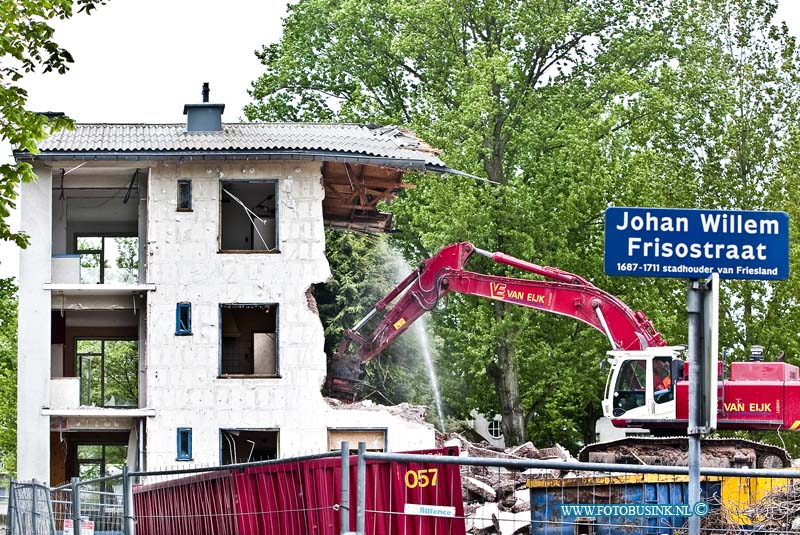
top-left (50, 309), bottom-right (146, 416)
top-left (50, 168), bottom-right (148, 293)
top-left (48, 237), bottom-right (154, 297)
top-left (50, 377), bottom-right (80, 409)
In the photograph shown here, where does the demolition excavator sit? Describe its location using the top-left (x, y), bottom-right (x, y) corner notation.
top-left (327, 242), bottom-right (798, 467)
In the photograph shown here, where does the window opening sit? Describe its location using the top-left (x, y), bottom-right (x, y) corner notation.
top-left (77, 339), bottom-right (138, 408)
top-left (176, 303), bottom-right (192, 335)
top-left (177, 428), bottom-right (192, 460)
top-left (327, 429), bottom-right (386, 453)
top-left (220, 429), bottom-right (278, 464)
top-left (75, 443), bottom-right (127, 530)
top-left (487, 419), bottom-right (503, 439)
top-left (220, 304), bottom-right (277, 376)
top-left (220, 181), bottom-right (277, 252)
top-left (177, 180), bottom-right (192, 211)
top-left (613, 359), bottom-right (647, 414)
top-left (76, 235), bottom-right (139, 284)
top-left (653, 357), bottom-right (674, 404)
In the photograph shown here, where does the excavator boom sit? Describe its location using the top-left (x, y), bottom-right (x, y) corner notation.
top-left (327, 242), bottom-right (664, 397)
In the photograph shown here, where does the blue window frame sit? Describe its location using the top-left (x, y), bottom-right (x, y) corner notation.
top-left (176, 303), bottom-right (191, 335)
top-left (177, 428), bottom-right (192, 460)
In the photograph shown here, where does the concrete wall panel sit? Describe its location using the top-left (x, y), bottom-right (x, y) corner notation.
top-left (144, 160), bottom-right (433, 468)
top-left (18, 167), bottom-right (53, 481)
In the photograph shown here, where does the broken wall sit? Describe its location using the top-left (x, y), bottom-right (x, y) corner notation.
top-left (145, 160), bottom-right (433, 468)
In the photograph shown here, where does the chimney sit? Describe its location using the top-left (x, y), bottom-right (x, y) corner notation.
top-left (183, 82), bottom-right (225, 132)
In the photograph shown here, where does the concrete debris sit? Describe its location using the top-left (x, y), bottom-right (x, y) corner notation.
top-left (506, 442), bottom-right (537, 458)
top-left (305, 285), bottom-right (319, 315)
top-left (463, 477), bottom-right (497, 502)
top-left (324, 398), bottom-right (429, 424)
top-left (466, 503), bottom-right (500, 532)
top-left (495, 511), bottom-right (535, 535)
top-left (439, 432), bottom-right (577, 534)
top-left (510, 500), bottom-right (530, 514)
top-left (521, 467), bottom-right (563, 480)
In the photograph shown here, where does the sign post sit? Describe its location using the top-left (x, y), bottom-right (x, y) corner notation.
top-left (702, 273), bottom-right (719, 434)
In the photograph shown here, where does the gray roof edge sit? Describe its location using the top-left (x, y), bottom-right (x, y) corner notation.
top-left (13, 149), bottom-right (442, 170)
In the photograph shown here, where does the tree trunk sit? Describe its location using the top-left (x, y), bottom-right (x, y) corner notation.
top-left (486, 301), bottom-right (527, 445)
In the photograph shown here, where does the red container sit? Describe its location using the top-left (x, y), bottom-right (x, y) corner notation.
top-left (134, 447), bottom-right (466, 535)
top-left (134, 470), bottom-right (239, 535)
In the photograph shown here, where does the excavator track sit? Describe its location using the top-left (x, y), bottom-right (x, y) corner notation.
top-left (579, 436), bottom-right (791, 468)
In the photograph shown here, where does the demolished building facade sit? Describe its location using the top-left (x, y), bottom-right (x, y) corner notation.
top-left (15, 90), bottom-right (447, 483)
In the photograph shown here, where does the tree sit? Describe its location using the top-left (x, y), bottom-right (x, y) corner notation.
top-left (249, 0), bottom-right (800, 451)
top-left (0, 278), bottom-right (18, 473)
top-left (249, 0), bottom-right (691, 446)
top-left (314, 230), bottom-right (439, 411)
top-left (613, 0), bottom-right (800, 454)
top-left (1, 0), bottom-right (106, 248)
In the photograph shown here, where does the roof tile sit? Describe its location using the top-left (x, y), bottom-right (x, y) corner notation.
top-left (34, 123), bottom-right (445, 167)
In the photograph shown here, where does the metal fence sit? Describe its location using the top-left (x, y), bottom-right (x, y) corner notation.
top-left (8, 480), bottom-right (55, 535)
top-left (8, 443), bottom-right (800, 534)
top-left (360, 451), bottom-right (800, 535)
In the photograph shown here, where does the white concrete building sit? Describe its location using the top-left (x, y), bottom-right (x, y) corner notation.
top-left (15, 91), bottom-right (449, 484)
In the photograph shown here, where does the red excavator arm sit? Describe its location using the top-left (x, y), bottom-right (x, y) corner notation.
top-left (326, 242), bottom-right (665, 397)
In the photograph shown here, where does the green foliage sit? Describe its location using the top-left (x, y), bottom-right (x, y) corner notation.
top-left (102, 341), bottom-right (138, 406)
top-left (314, 231), bottom-right (439, 411)
top-left (251, 0), bottom-right (800, 452)
top-left (0, 0), bottom-right (106, 248)
top-left (0, 278), bottom-right (17, 474)
top-left (114, 237), bottom-right (139, 284)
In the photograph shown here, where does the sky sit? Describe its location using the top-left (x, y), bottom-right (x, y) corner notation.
top-left (0, 0), bottom-right (799, 278)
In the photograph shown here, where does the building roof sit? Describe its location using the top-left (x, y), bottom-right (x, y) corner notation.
top-left (23, 122), bottom-right (448, 171)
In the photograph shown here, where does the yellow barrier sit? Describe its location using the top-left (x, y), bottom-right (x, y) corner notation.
top-left (720, 470), bottom-right (798, 525)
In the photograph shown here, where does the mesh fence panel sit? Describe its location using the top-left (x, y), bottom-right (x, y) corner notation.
top-left (78, 483), bottom-right (124, 534)
top-left (8, 482), bottom-right (54, 535)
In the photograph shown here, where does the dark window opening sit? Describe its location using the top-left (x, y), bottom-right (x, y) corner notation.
top-left (77, 339), bottom-right (138, 408)
top-left (76, 235), bottom-right (139, 284)
top-left (654, 357), bottom-right (674, 404)
top-left (327, 429), bottom-right (386, 453)
top-left (77, 443), bottom-right (127, 481)
top-left (220, 304), bottom-right (277, 376)
top-left (221, 429), bottom-right (278, 464)
top-left (177, 180), bottom-right (192, 211)
top-left (220, 180), bottom-right (277, 252)
top-left (176, 303), bottom-right (192, 335)
top-left (177, 428), bottom-right (192, 460)
top-left (68, 439), bottom-right (128, 532)
top-left (613, 359), bottom-right (647, 415)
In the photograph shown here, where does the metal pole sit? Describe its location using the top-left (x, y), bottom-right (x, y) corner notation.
top-left (71, 477), bottom-right (82, 535)
top-left (46, 481), bottom-right (58, 535)
top-left (355, 442), bottom-right (366, 535)
top-left (687, 281), bottom-right (703, 535)
top-left (31, 479), bottom-right (38, 535)
top-left (7, 481), bottom-right (15, 535)
top-left (340, 441), bottom-right (350, 535)
top-left (123, 466), bottom-right (135, 535)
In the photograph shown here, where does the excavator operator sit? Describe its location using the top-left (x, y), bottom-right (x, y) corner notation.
top-left (653, 358), bottom-right (672, 392)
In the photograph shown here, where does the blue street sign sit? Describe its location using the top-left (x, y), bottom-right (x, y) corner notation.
top-left (604, 207), bottom-right (789, 280)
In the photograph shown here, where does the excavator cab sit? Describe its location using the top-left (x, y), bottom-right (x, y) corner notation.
top-left (602, 347), bottom-right (685, 424)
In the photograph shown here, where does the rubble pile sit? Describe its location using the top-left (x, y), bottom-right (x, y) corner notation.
top-left (671, 496), bottom-right (744, 535)
top-left (745, 481), bottom-right (800, 533)
top-left (325, 398), bottom-right (428, 423)
top-left (440, 434), bottom-right (575, 535)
